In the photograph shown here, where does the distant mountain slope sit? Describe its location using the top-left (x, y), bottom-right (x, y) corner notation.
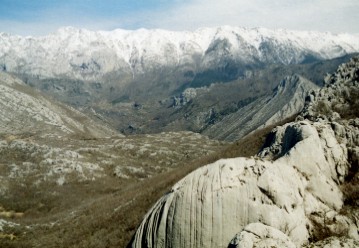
top-left (1, 27), bottom-right (357, 138)
top-left (132, 56), bottom-right (350, 140)
top-left (0, 72), bottom-right (116, 138)
top-left (202, 75), bottom-right (319, 141)
top-left (0, 26), bottom-right (358, 82)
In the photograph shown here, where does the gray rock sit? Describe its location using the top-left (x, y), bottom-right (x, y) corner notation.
top-left (129, 121), bottom-right (350, 247)
top-left (229, 223), bottom-right (296, 248)
top-left (129, 57), bottom-right (359, 248)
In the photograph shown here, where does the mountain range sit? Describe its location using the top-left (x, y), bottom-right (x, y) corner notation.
top-left (1, 26), bottom-right (358, 140)
top-left (0, 26), bottom-right (359, 247)
top-left (1, 26), bottom-right (358, 81)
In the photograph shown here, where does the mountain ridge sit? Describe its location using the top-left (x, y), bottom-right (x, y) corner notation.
top-left (1, 26), bottom-right (358, 81)
top-left (1, 27), bottom-right (357, 140)
top-left (202, 74), bottom-right (319, 141)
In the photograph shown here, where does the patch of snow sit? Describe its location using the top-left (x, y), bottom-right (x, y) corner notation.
top-left (1, 26), bottom-right (358, 80)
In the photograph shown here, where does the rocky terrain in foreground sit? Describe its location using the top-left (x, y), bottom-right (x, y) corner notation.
top-left (129, 57), bottom-right (359, 247)
top-left (1, 27), bottom-right (359, 246)
top-left (0, 73), bottom-right (226, 247)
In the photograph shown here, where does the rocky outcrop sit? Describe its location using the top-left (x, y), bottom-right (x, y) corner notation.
top-left (306, 237), bottom-right (359, 248)
top-left (129, 57), bottom-right (359, 247)
top-left (130, 121), bottom-right (356, 247)
top-left (172, 88), bottom-right (199, 107)
top-left (228, 223), bottom-right (296, 248)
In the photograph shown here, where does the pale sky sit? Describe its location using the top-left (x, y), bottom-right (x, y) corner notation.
top-left (0, 0), bottom-right (358, 36)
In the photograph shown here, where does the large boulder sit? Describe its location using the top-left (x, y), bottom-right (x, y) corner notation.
top-left (129, 121), bottom-right (355, 247)
top-left (129, 56), bottom-right (359, 248)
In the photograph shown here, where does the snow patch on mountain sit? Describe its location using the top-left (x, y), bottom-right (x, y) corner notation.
top-left (1, 26), bottom-right (358, 81)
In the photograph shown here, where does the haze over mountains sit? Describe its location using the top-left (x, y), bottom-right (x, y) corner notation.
top-left (1, 26), bottom-right (358, 80)
top-left (1, 26), bottom-right (358, 140)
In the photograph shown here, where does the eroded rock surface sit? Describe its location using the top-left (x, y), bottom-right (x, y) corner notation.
top-left (229, 223), bottom-right (296, 248)
top-left (129, 57), bottom-right (359, 247)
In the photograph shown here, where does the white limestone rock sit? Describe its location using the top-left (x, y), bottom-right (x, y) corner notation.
top-left (305, 237), bottom-right (359, 248)
top-left (130, 56), bottom-right (359, 248)
top-left (130, 120), bottom-right (351, 247)
top-left (229, 223), bottom-right (296, 248)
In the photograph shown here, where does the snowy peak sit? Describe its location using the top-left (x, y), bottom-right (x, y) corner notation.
top-left (1, 26), bottom-right (359, 81)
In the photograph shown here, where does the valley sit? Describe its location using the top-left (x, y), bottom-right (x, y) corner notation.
top-left (0, 26), bottom-right (358, 247)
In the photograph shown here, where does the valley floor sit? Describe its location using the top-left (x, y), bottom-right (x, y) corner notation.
top-left (0, 116), bottom-right (293, 248)
top-left (0, 131), bottom-right (226, 247)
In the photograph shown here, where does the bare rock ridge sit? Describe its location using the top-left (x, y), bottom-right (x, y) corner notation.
top-left (129, 57), bottom-right (359, 247)
top-left (203, 74), bottom-right (319, 141)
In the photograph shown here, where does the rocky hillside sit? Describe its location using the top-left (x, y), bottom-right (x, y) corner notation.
top-left (129, 57), bottom-right (359, 247)
top-left (202, 74), bottom-right (319, 141)
top-left (0, 72), bottom-right (116, 138)
top-left (110, 56), bottom-right (351, 140)
top-left (0, 72), bottom-right (226, 185)
top-left (0, 73), bottom-right (229, 247)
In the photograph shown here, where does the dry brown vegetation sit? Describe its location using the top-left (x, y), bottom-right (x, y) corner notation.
top-left (341, 150), bottom-right (359, 207)
top-left (332, 85), bottom-right (359, 119)
top-left (0, 116), bottom-right (297, 248)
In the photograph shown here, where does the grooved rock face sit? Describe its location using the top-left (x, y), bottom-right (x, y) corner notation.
top-left (129, 121), bottom-right (353, 247)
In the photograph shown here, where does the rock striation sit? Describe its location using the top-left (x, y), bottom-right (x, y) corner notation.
top-left (129, 57), bottom-right (359, 247)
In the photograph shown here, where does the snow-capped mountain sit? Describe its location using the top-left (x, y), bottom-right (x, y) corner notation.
top-left (0, 26), bottom-right (358, 81)
top-left (1, 26), bottom-right (358, 139)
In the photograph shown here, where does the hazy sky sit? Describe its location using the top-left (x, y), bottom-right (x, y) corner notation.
top-left (0, 0), bottom-right (358, 36)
